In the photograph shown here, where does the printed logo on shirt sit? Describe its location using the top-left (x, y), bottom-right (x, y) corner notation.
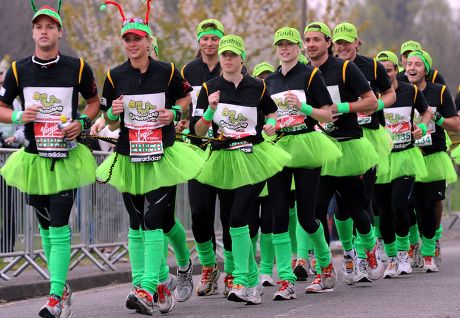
top-left (32, 92), bottom-right (63, 114)
top-left (214, 103), bottom-right (257, 139)
top-left (101, 97), bottom-right (107, 107)
top-left (123, 93), bottom-right (166, 130)
top-left (383, 106), bottom-right (412, 149)
top-left (271, 90), bottom-right (307, 131)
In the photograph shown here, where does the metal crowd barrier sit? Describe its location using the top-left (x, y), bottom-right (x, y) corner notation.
top-left (0, 149), bottom-right (223, 281)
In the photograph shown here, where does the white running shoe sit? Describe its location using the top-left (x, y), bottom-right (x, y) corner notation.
top-left (342, 251), bottom-right (356, 285)
top-left (355, 258), bottom-right (371, 283)
top-left (397, 251), bottom-right (413, 275)
top-left (260, 274), bottom-right (275, 286)
top-left (273, 281), bottom-right (296, 301)
top-left (366, 244), bottom-right (384, 280)
top-left (384, 257), bottom-right (398, 278)
top-left (422, 256), bottom-right (439, 273)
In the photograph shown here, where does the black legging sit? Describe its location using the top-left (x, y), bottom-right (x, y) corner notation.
top-left (315, 174), bottom-right (371, 243)
top-left (268, 167), bottom-right (322, 235)
top-left (414, 181), bottom-right (445, 240)
top-left (122, 186), bottom-right (176, 232)
top-left (28, 189), bottom-right (77, 229)
top-left (374, 176), bottom-right (414, 244)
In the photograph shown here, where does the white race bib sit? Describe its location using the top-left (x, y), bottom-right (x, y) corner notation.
top-left (413, 107), bottom-right (436, 147)
top-left (384, 106), bottom-right (412, 149)
top-left (214, 103), bottom-right (257, 139)
top-left (271, 90), bottom-right (307, 131)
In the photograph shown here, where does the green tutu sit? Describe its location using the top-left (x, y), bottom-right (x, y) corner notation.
top-left (0, 144), bottom-right (96, 195)
top-left (363, 126), bottom-right (392, 176)
top-left (96, 142), bottom-right (205, 195)
top-left (276, 131), bottom-right (342, 168)
top-left (197, 141), bottom-right (291, 190)
top-left (376, 147), bottom-right (427, 184)
top-left (418, 151), bottom-right (457, 184)
top-left (321, 137), bottom-right (379, 177)
top-left (182, 142), bottom-right (211, 161)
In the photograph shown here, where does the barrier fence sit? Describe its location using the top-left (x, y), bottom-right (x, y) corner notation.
top-left (0, 149), bottom-right (223, 281)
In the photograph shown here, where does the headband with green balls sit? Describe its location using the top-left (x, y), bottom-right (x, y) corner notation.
top-left (30, 0), bottom-right (63, 27)
top-left (100, 0), bottom-right (153, 38)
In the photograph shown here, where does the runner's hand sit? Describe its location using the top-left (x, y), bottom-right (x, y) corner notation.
top-left (61, 120), bottom-right (82, 140)
top-left (412, 126), bottom-right (423, 140)
top-left (22, 105), bottom-right (42, 123)
top-left (263, 123), bottom-right (276, 136)
top-left (111, 95), bottom-right (124, 115)
top-left (175, 119), bottom-right (189, 133)
top-left (158, 109), bottom-right (174, 125)
top-left (284, 91), bottom-right (301, 110)
top-left (208, 91), bottom-right (220, 110)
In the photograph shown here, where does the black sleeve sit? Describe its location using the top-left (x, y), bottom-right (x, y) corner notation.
top-left (439, 86), bottom-right (457, 118)
top-left (375, 61), bottom-right (392, 93)
top-left (101, 75), bottom-right (115, 112)
top-left (259, 83), bottom-right (277, 116)
top-left (455, 90), bottom-right (460, 111)
top-left (168, 65), bottom-right (193, 102)
top-left (190, 83), bottom-right (210, 127)
top-left (0, 67), bottom-right (20, 106)
top-left (78, 62), bottom-right (98, 100)
top-left (345, 61), bottom-right (372, 96)
top-left (307, 70), bottom-right (333, 108)
top-left (414, 86), bottom-right (429, 114)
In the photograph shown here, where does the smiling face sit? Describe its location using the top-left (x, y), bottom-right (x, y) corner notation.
top-left (219, 51), bottom-right (242, 74)
top-left (276, 40), bottom-right (299, 64)
top-left (406, 56), bottom-right (426, 85)
top-left (122, 33), bottom-right (150, 61)
top-left (304, 31), bottom-right (330, 61)
top-left (381, 61), bottom-right (398, 82)
top-left (334, 39), bottom-right (358, 61)
top-left (32, 15), bottom-right (62, 52)
top-left (199, 34), bottom-right (220, 58)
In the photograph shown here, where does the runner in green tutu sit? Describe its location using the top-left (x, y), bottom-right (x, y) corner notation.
top-left (304, 22), bottom-right (384, 290)
top-left (407, 51), bottom-right (460, 272)
top-left (374, 50), bottom-right (432, 278)
top-left (0, 2), bottom-right (100, 317)
top-left (193, 34), bottom-right (291, 305)
top-left (332, 22), bottom-right (396, 283)
top-left (265, 27), bottom-right (341, 299)
top-left (96, 1), bottom-right (204, 315)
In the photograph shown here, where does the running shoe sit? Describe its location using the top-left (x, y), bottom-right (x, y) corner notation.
top-left (293, 258), bottom-right (309, 281)
top-left (227, 284), bottom-right (249, 302)
top-left (38, 295), bottom-right (62, 318)
top-left (320, 262), bottom-right (337, 289)
top-left (397, 251), bottom-right (412, 275)
top-left (383, 257), bottom-right (398, 278)
top-left (273, 280), bottom-right (296, 300)
top-left (223, 274), bottom-right (234, 297)
top-left (355, 258), bottom-right (371, 283)
top-left (196, 264), bottom-right (220, 296)
top-left (260, 274), bottom-right (275, 286)
top-left (305, 275), bottom-right (333, 293)
top-left (175, 259), bottom-right (193, 302)
top-left (422, 256), bottom-right (438, 273)
top-left (157, 283), bottom-right (175, 314)
top-left (366, 244), bottom-right (384, 280)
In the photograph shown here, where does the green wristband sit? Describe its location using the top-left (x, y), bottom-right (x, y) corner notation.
top-left (435, 116), bottom-right (445, 126)
top-left (337, 102), bottom-right (350, 113)
top-left (417, 122), bottom-right (428, 137)
top-left (265, 117), bottom-right (276, 126)
top-left (11, 110), bottom-right (24, 124)
top-left (77, 114), bottom-right (89, 130)
top-left (203, 106), bottom-right (216, 122)
top-left (107, 107), bottom-right (120, 121)
top-left (377, 99), bottom-right (385, 111)
top-left (300, 102), bottom-right (313, 116)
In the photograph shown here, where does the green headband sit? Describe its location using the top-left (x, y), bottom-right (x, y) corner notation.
top-left (32, 7), bottom-right (63, 26)
top-left (408, 51), bottom-right (430, 74)
top-left (197, 29), bottom-right (224, 42)
top-left (120, 22), bottom-right (152, 37)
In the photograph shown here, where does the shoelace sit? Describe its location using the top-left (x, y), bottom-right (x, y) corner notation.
top-left (156, 285), bottom-right (171, 303)
top-left (311, 275), bottom-right (321, 285)
top-left (201, 267), bottom-right (213, 283)
top-left (423, 257), bottom-right (433, 265)
top-left (224, 275), bottom-right (234, 289)
top-left (137, 289), bottom-right (153, 302)
top-left (47, 296), bottom-right (61, 307)
top-left (366, 250), bottom-right (378, 269)
top-left (322, 264), bottom-right (334, 278)
top-left (276, 280), bottom-right (290, 291)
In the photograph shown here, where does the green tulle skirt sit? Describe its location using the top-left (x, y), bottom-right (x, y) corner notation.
top-left (417, 151), bottom-right (457, 184)
top-left (363, 126), bottom-right (392, 176)
top-left (276, 131), bottom-right (342, 168)
top-left (0, 144), bottom-right (96, 195)
top-left (321, 137), bottom-right (379, 177)
top-left (96, 142), bottom-right (205, 195)
top-left (376, 147), bottom-right (428, 184)
top-left (197, 141), bottom-right (291, 190)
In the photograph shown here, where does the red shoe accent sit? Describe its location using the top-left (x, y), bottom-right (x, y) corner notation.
top-left (276, 280), bottom-right (290, 291)
top-left (366, 246), bottom-right (379, 269)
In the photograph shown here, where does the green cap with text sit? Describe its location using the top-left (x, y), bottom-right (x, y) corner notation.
top-left (253, 62), bottom-right (275, 77)
top-left (218, 34), bottom-right (246, 60)
top-left (333, 22), bottom-right (358, 42)
top-left (274, 27), bottom-right (303, 48)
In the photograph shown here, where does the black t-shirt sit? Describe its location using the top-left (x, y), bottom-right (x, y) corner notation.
top-left (265, 62), bottom-right (332, 134)
top-left (192, 74), bottom-right (277, 149)
top-left (353, 54), bottom-right (392, 129)
top-left (383, 81), bottom-right (428, 152)
top-left (397, 69), bottom-right (447, 86)
top-left (101, 57), bottom-right (192, 155)
top-left (181, 57), bottom-right (221, 146)
top-left (0, 54), bottom-right (97, 154)
top-left (417, 82), bottom-right (457, 155)
top-left (314, 55), bottom-right (371, 140)
top-left (455, 86), bottom-right (460, 111)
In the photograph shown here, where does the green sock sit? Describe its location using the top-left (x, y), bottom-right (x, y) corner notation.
top-left (409, 224), bottom-right (420, 245)
top-left (273, 232), bottom-right (297, 282)
top-left (421, 235), bottom-right (436, 257)
top-left (195, 239), bottom-right (216, 267)
top-left (48, 225), bottom-right (71, 297)
top-left (296, 222), bottom-right (309, 260)
top-left (159, 236), bottom-right (170, 283)
top-left (141, 229), bottom-right (164, 294)
top-left (435, 224), bottom-right (443, 240)
top-left (334, 217), bottom-right (354, 251)
top-left (165, 219), bottom-right (190, 268)
top-left (223, 249), bottom-right (234, 275)
top-left (251, 231), bottom-right (259, 259)
top-left (288, 205), bottom-right (298, 258)
top-left (128, 228), bottom-right (145, 287)
top-left (259, 233), bottom-right (274, 275)
top-left (230, 226), bottom-right (251, 286)
top-left (307, 222), bottom-right (331, 268)
top-left (357, 228), bottom-right (376, 251)
top-left (355, 234), bottom-right (366, 259)
top-left (247, 239), bottom-right (260, 288)
top-left (395, 234), bottom-right (410, 252)
top-left (374, 216), bottom-right (382, 239)
top-left (384, 241), bottom-right (397, 257)
top-left (39, 225), bottom-right (51, 263)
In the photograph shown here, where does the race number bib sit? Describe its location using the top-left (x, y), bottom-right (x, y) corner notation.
top-left (23, 87), bottom-right (73, 158)
top-left (318, 85), bottom-right (342, 132)
top-left (214, 103), bottom-right (257, 139)
top-left (413, 108), bottom-right (436, 147)
top-left (384, 106), bottom-right (412, 150)
top-left (271, 90), bottom-right (307, 132)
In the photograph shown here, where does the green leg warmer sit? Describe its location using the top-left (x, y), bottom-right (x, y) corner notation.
top-left (128, 228), bottom-right (145, 287)
top-left (48, 225), bottom-right (71, 297)
top-left (230, 226), bottom-right (251, 286)
top-left (165, 219), bottom-right (190, 268)
top-left (273, 232), bottom-right (297, 282)
top-left (141, 229), bottom-right (164, 294)
top-left (421, 235), bottom-right (436, 257)
top-left (195, 239), bottom-right (216, 267)
top-left (396, 234), bottom-right (410, 252)
top-left (334, 217), bottom-right (354, 251)
top-left (259, 233), bottom-right (274, 275)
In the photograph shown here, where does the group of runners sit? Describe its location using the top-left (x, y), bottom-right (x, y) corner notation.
top-left (0, 1), bottom-right (459, 317)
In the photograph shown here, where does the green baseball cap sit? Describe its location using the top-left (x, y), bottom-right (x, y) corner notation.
top-left (252, 62), bottom-right (275, 77)
top-left (120, 18), bottom-right (152, 38)
top-left (218, 35), bottom-right (246, 60)
top-left (274, 27), bottom-right (303, 48)
top-left (376, 50), bottom-right (399, 67)
top-left (32, 6), bottom-right (63, 27)
top-left (196, 19), bottom-right (225, 42)
top-left (298, 54), bottom-right (309, 65)
top-left (422, 50), bottom-right (433, 69)
top-left (333, 22), bottom-right (358, 43)
top-left (408, 51), bottom-right (430, 74)
top-left (400, 40), bottom-right (422, 55)
top-left (304, 22), bottom-right (331, 38)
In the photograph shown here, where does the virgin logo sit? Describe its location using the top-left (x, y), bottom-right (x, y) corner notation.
top-left (40, 124), bottom-right (60, 136)
top-left (137, 130), bottom-right (152, 141)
